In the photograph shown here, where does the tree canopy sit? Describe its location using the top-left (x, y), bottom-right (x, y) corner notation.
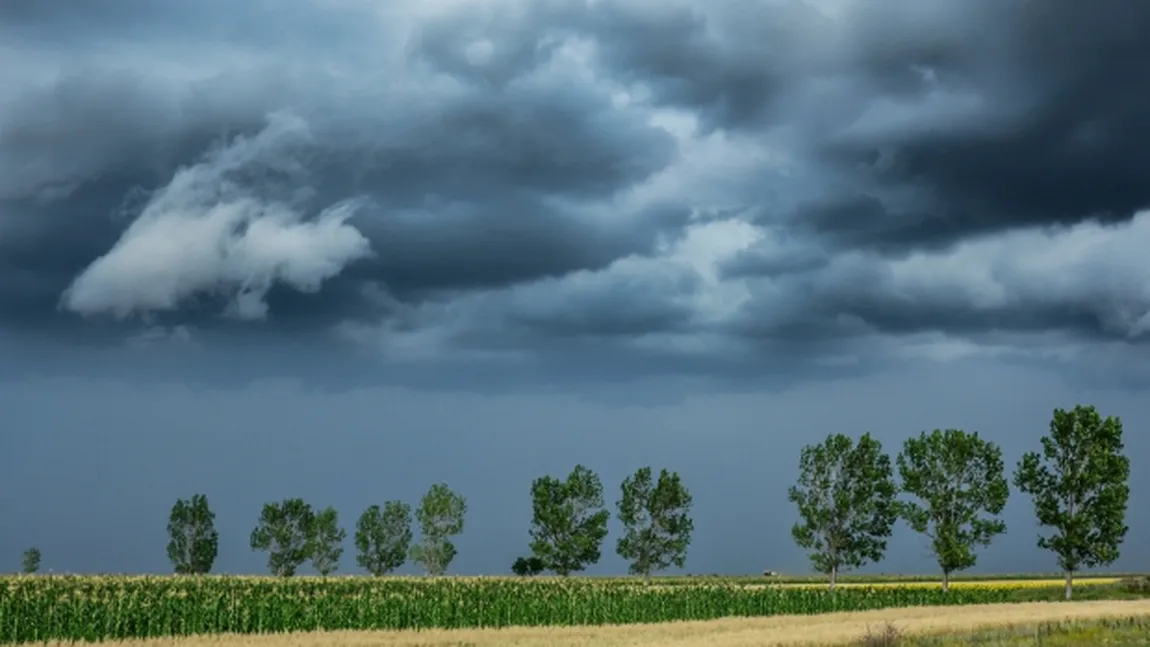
top-left (527, 464), bottom-right (611, 576)
top-left (897, 429), bottom-right (1009, 591)
top-left (1014, 405), bottom-right (1130, 600)
top-left (616, 466), bottom-right (694, 583)
top-left (789, 432), bottom-right (898, 589)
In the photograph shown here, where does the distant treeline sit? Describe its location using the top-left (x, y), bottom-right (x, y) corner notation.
top-left (17, 404), bottom-right (1132, 599)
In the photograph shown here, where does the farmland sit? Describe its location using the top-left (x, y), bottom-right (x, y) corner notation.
top-left (2, 573), bottom-right (1149, 645)
top-left (14, 599), bottom-right (1150, 647)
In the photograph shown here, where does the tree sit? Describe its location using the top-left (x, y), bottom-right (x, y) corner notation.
top-left (788, 432), bottom-right (898, 590)
top-left (1014, 405), bottom-right (1130, 601)
top-left (896, 429), bottom-right (1009, 592)
top-left (511, 555), bottom-right (546, 576)
top-left (166, 494), bottom-right (219, 575)
top-left (308, 506), bottom-right (346, 576)
top-left (21, 547), bottom-right (40, 574)
top-left (616, 466), bottom-right (694, 583)
top-left (410, 483), bottom-right (467, 576)
top-left (527, 464), bottom-right (611, 576)
top-left (250, 498), bottom-right (315, 577)
top-left (355, 501), bottom-right (413, 576)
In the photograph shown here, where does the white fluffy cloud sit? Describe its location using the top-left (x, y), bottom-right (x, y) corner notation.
top-left (62, 112), bottom-right (373, 320)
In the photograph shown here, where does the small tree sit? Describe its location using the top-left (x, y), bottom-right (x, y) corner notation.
top-left (527, 464), bottom-right (611, 576)
top-left (166, 493), bottom-right (219, 575)
top-left (511, 556), bottom-right (546, 576)
top-left (355, 501), bottom-right (413, 576)
top-left (21, 547), bottom-right (41, 574)
top-left (410, 483), bottom-right (467, 576)
top-left (1014, 405), bottom-right (1130, 601)
top-left (616, 466), bottom-right (694, 584)
top-left (897, 429), bottom-right (1009, 592)
top-left (309, 506), bottom-right (346, 576)
top-left (250, 498), bottom-right (315, 577)
top-left (788, 432), bottom-right (898, 590)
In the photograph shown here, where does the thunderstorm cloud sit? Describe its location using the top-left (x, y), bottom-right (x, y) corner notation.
top-left (2, 0), bottom-right (1149, 576)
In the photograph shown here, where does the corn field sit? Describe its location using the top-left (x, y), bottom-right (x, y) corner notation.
top-left (0, 575), bottom-right (1020, 644)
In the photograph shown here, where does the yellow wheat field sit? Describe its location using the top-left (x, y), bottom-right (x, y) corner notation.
top-left (49, 599), bottom-right (1150, 647)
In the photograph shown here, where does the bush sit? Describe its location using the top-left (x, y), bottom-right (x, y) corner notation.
top-left (1120, 576), bottom-right (1150, 594)
top-left (511, 556), bottom-right (546, 576)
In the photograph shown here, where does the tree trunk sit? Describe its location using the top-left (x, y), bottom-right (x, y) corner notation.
top-left (942, 570), bottom-right (950, 593)
top-left (1064, 570), bottom-right (1073, 601)
top-left (643, 570), bottom-right (652, 586)
top-left (829, 564), bottom-right (838, 590)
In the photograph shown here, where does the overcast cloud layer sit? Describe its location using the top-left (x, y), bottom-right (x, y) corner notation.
top-left (2, 0), bottom-right (1149, 576)
top-left (3, 0), bottom-right (1150, 387)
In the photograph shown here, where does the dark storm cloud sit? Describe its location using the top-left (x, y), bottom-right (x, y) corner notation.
top-left (813, 0), bottom-right (1150, 245)
top-left (3, 0), bottom-right (1150, 386)
top-left (572, 1), bottom-right (819, 131)
top-left (8, 0), bottom-right (1150, 589)
top-left (777, 195), bottom-right (971, 255)
top-left (0, 0), bottom-right (386, 54)
top-left (0, 5), bottom-right (680, 335)
top-left (570, 0), bottom-right (1150, 250)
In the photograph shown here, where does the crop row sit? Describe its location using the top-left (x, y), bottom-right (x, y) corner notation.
top-left (0, 575), bottom-right (1016, 644)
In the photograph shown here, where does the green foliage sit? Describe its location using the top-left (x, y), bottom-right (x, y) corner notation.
top-left (896, 429), bottom-right (1009, 589)
top-left (1013, 405), bottom-right (1130, 599)
top-left (354, 501), bottom-right (412, 576)
top-left (20, 548), bottom-right (40, 575)
top-left (308, 506), bottom-right (346, 576)
top-left (0, 574), bottom-right (1026, 642)
top-left (789, 432), bottom-right (898, 588)
top-left (166, 494), bottom-right (219, 575)
top-left (249, 498), bottom-right (315, 577)
top-left (1120, 576), bottom-right (1150, 595)
top-left (616, 466), bottom-right (694, 582)
top-left (511, 555), bottom-right (546, 576)
top-left (528, 464), bottom-right (611, 576)
top-left (410, 483), bottom-right (467, 576)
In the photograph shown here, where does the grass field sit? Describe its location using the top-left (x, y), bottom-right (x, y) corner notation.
top-left (2, 574), bottom-right (1147, 645)
top-left (893, 616), bottom-right (1150, 646)
top-left (27, 600), bottom-right (1150, 647)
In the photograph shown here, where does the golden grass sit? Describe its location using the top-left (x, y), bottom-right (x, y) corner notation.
top-left (767, 578), bottom-right (1121, 590)
top-left (52, 599), bottom-right (1150, 647)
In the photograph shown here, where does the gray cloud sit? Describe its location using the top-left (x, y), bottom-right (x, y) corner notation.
top-left (5, 0), bottom-right (1150, 584)
top-left (3, 0), bottom-right (1150, 390)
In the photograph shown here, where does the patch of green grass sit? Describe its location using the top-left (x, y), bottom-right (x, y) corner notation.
top-left (853, 617), bottom-right (1150, 647)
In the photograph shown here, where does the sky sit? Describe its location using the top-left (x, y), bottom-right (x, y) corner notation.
top-left (1, 0), bottom-right (1148, 577)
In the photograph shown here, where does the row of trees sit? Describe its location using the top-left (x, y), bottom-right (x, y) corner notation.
top-left (18, 404), bottom-right (1130, 601)
top-left (513, 465), bottom-right (693, 582)
top-left (790, 405), bottom-right (1130, 599)
top-left (160, 465), bottom-right (694, 580)
top-left (164, 483), bottom-right (468, 577)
